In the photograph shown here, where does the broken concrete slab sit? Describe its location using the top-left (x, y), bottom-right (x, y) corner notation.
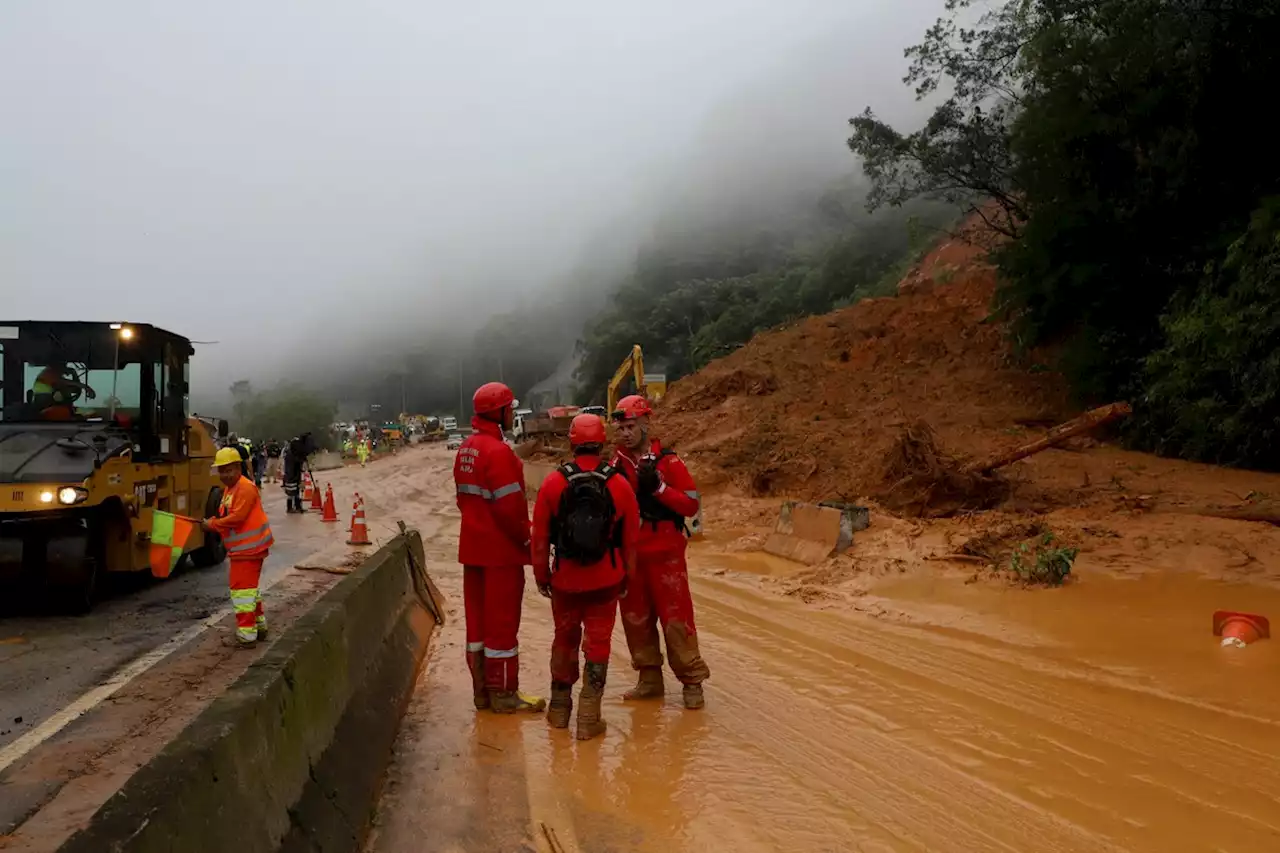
top-left (763, 501), bottom-right (870, 564)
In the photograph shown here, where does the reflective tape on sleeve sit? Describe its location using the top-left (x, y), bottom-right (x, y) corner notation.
top-left (490, 482), bottom-right (522, 500)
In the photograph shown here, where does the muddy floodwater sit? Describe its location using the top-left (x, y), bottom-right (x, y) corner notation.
top-left (359, 449), bottom-right (1280, 853)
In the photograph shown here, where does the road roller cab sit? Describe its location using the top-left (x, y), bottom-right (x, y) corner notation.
top-left (0, 321), bottom-right (229, 612)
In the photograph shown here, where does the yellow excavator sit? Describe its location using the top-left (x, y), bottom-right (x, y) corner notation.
top-left (0, 321), bottom-right (230, 612)
top-left (606, 345), bottom-right (667, 413)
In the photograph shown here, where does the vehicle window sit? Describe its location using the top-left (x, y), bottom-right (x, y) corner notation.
top-left (22, 362), bottom-right (143, 418)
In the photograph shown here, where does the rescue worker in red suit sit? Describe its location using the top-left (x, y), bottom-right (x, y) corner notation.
top-left (453, 382), bottom-right (546, 714)
top-left (532, 414), bottom-right (640, 739)
top-left (610, 395), bottom-right (711, 709)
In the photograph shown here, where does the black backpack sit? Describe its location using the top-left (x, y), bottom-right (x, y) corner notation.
top-left (552, 461), bottom-right (622, 569)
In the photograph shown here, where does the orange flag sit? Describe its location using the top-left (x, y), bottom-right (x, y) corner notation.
top-left (150, 510), bottom-right (198, 578)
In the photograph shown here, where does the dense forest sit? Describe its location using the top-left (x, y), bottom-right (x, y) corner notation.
top-left (850, 0), bottom-right (1280, 467)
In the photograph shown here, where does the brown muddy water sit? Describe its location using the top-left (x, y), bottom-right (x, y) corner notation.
top-left (355, 449), bottom-right (1280, 853)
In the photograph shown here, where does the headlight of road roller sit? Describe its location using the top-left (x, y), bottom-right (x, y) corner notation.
top-left (39, 490), bottom-right (55, 504)
top-left (57, 487), bottom-right (89, 505)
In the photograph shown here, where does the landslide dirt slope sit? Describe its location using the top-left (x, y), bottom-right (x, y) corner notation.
top-left (658, 220), bottom-right (1071, 501)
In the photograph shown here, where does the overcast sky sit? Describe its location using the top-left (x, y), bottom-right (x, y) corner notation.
top-left (2, 0), bottom-right (942, 397)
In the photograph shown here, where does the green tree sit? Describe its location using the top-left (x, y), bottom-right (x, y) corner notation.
top-left (239, 383), bottom-right (337, 448)
top-left (851, 0), bottom-right (1280, 463)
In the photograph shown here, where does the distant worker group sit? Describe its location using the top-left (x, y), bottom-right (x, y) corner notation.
top-left (453, 381), bottom-right (708, 740)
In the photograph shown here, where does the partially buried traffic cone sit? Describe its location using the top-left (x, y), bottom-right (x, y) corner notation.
top-left (321, 484), bottom-right (340, 522)
top-left (1213, 610), bottom-right (1270, 648)
top-left (347, 494), bottom-right (372, 545)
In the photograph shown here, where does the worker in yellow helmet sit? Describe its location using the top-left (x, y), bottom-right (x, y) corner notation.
top-left (203, 446), bottom-right (274, 648)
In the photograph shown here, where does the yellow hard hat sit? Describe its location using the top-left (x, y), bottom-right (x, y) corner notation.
top-left (213, 447), bottom-right (243, 469)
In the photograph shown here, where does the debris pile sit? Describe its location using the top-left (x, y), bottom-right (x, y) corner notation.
top-left (656, 215), bottom-right (1072, 503)
top-left (876, 420), bottom-right (1008, 518)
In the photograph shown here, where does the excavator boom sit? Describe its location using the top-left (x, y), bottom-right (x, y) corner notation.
top-left (606, 345), bottom-right (646, 413)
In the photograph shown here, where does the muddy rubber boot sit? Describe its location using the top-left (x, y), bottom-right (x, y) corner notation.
top-left (622, 666), bottom-right (665, 701)
top-left (489, 690), bottom-right (548, 714)
top-left (469, 655), bottom-right (490, 710)
top-left (682, 683), bottom-right (706, 710)
top-left (546, 682), bottom-right (573, 729)
top-left (575, 663), bottom-right (608, 741)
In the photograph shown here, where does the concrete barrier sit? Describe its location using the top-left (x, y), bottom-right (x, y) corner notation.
top-left (58, 531), bottom-right (442, 853)
top-left (763, 501), bottom-right (870, 564)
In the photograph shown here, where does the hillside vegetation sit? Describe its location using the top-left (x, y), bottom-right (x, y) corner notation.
top-left (850, 0), bottom-right (1280, 468)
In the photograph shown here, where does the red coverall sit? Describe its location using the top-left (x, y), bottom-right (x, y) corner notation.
top-left (612, 441), bottom-right (711, 686)
top-left (531, 454), bottom-right (639, 685)
top-left (454, 417), bottom-right (532, 694)
top-left (207, 476), bottom-right (273, 643)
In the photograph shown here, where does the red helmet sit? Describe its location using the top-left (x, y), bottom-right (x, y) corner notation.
top-left (472, 382), bottom-right (514, 416)
top-left (611, 395), bottom-right (653, 421)
top-left (568, 413), bottom-right (606, 447)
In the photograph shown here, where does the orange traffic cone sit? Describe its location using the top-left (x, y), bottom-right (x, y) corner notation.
top-left (347, 496), bottom-right (372, 546)
top-left (1213, 611), bottom-right (1270, 648)
top-left (321, 484), bottom-right (339, 522)
top-left (310, 478), bottom-right (324, 510)
top-left (303, 473), bottom-right (315, 503)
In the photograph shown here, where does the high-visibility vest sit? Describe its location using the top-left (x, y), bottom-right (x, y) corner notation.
top-left (217, 477), bottom-right (274, 558)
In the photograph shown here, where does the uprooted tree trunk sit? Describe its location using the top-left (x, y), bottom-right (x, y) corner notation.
top-left (964, 402), bottom-right (1132, 475)
top-left (877, 403), bottom-right (1131, 518)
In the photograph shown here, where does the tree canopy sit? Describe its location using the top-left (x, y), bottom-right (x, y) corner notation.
top-left (227, 380), bottom-right (338, 447)
top-left (850, 0), bottom-right (1280, 467)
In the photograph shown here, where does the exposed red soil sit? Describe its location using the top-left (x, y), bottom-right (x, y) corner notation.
top-left (657, 220), bottom-right (1071, 503)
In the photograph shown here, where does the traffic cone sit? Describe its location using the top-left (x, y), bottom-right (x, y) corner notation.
top-left (1213, 610), bottom-right (1270, 648)
top-left (310, 478), bottom-right (324, 510)
top-left (303, 472), bottom-right (314, 503)
top-left (321, 484), bottom-right (340, 522)
top-left (347, 496), bottom-right (372, 545)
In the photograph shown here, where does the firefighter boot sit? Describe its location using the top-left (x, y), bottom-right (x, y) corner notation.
top-left (682, 683), bottom-right (706, 710)
top-left (490, 690), bottom-right (548, 714)
top-left (468, 654), bottom-right (489, 710)
top-left (546, 682), bottom-right (573, 729)
top-left (576, 663), bottom-right (608, 741)
top-left (622, 666), bottom-right (665, 701)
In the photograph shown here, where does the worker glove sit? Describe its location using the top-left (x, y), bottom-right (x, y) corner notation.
top-left (636, 465), bottom-right (661, 495)
top-left (537, 581), bottom-right (553, 599)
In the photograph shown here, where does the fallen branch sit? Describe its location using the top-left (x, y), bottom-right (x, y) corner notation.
top-left (964, 402), bottom-right (1132, 474)
top-left (293, 563), bottom-right (355, 575)
top-left (924, 553), bottom-right (990, 564)
top-left (1162, 504), bottom-right (1280, 527)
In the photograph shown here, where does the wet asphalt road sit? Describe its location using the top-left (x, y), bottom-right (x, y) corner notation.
top-left (0, 490), bottom-right (317, 751)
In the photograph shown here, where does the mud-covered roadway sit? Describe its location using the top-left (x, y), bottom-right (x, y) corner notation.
top-left (3, 445), bottom-right (1278, 852)
top-left (361, 448), bottom-right (1280, 853)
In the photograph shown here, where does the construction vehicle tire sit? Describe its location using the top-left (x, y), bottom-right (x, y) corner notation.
top-left (45, 525), bottom-right (99, 615)
top-left (188, 486), bottom-right (227, 568)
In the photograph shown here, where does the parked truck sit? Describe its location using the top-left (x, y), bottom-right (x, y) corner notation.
top-left (511, 405), bottom-right (583, 443)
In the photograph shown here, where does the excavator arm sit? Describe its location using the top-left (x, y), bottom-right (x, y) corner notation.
top-left (606, 345), bottom-right (646, 413)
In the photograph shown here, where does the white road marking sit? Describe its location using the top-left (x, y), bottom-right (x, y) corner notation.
top-left (0, 571), bottom-right (286, 775)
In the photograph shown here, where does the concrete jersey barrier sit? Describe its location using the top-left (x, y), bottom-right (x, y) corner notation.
top-left (58, 532), bottom-right (442, 853)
